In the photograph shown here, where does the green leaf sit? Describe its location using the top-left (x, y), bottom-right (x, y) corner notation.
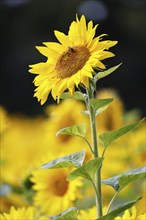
top-left (99, 119), bottom-right (144, 148)
top-left (97, 197), bottom-right (141, 220)
top-left (49, 207), bottom-right (78, 220)
top-left (60, 92), bottom-right (85, 101)
top-left (56, 124), bottom-right (86, 139)
top-left (40, 150), bottom-right (86, 169)
top-left (89, 98), bottom-right (113, 112)
top-left (67, 158), bottom-right (103, 181)
top-left (95, 63), bottom-right (122, 81)
top-left (102, 166), bottom-right (146, 191)
top-left (118, 173), bottom-right (146, 191)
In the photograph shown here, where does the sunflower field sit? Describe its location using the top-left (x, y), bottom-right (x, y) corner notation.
top-left (0, 15), bottom-right (146, 220)
top-left (0, 89), bottom-right (145, 219)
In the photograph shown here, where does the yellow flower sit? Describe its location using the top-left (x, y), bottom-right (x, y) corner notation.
top-left (115, 206), bottom-right (146, 220)
top-left (1, 115), bottom-right (49, 185)
top-left (44, 99), bottom-right (92, 157)
top-left (45, 99), bottom-right (87, 144)
top-left (0, 206), bottom-right (48, 220)
top-left (31, 168), bottom-right (82, 215)
top-left (0, 106), bottom-right (10, 134)
top-left (29, 15), bottom-right (117, 104)
top-left (0, 193), bottom-right (29, 213)
top-left (96, 89), bottom-right (124, 133)
top-left (78, 206), bottom-right (97, 219)
top-left (78, 206), bottom-right (107, 219)
top-left (78, 206), bottom-right (146, 220)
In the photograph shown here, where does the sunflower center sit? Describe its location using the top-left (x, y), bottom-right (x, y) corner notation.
top-left (55, 46), bottom-right (90, 79)
top-left (52, 174), bottom-right (68, 196)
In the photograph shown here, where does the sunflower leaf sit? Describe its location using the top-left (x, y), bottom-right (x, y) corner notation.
top-left (61, 92), bottom-right (85, 101)
top-left (95, 106), bottom-right (109, 116)
top-left (67, 158), bottom-right (103, 181)
top-left (99, 119), bottom-right (144, 148)
top-left (56, 124), bottom-right (86, 138)
top-left (97, 197), bottom-right (141, 220)
top-left (95, 63), bottom-right (122, 81)
top-left (40, 150), bottom-right (86, 169)
top-left (89, 98), bottom-right (113, 112)
top-left (49, 207), bottom-right (78, 220)
top-left (102, 166), bottom-right (146, 191)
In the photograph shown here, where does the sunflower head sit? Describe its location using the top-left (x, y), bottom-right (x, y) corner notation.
top-left (31, 168), bottom-right (82, 215)
top-left (29, 15), bottom-right (117, 104)
top-left (0, 206), bottom-right (48, 220)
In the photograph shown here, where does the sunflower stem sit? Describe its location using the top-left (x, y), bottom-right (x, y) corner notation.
top-left (86, 81), bottom-right (103, 218)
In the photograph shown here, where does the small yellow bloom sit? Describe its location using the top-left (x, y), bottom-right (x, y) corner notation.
top-left (78, 206), bottom-right (97, 219)
top-left (115, 206), bottom-right (146, 220)
top-left (78, 206), bottom-right (146, 220)
top-left (29, 15), bottom-right (117, 104)
top-left (78, 206), bottom-right (107, 219)
top-left (0, 206), bottom-right (48, 220)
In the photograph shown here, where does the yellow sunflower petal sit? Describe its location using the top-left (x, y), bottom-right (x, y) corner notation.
top-left (99, 51), bottom-right (115, 60)
top-left (81, 75), bottom-right (89, 87)
top-left (43, 42), bottom-right (65, 53)
top-left (37, 46), bottom-right (60, 60)
top-left (51, 79), bottom-right (66, 100)
top-left (29, 62), bottom-right (48, 74)
top-left (80, 15), bottom-right (86, 36)
top-left (87, 20), bottom-right (93, 31)
top-left (67, 79), bottom-right (75, 95)
top-left (36, 46), bottom-right (50, 57)
top-left (54, 30), bottom-right (71, 46)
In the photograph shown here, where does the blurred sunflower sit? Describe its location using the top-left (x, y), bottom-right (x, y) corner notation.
top-left (45, 99), bottom-right (86, 144)
top-left (0, 193), bottom-right (29, 213)
top-left (96, 89), bottom-right (124, 133)
top-left (29, 15), bottom-right (117, 104)
top-left (78, 206), bottom-right (146, 220)
top-left (0, 206), bottom-right (48, 220)
top-left (31, 168), bottom-right (82, 215)
top-left (115, 206), bottom-right (146, 220)
top-left (0, 106), bottom-right (10, 134)
top-left (78, 206), bottom-right (97, 219)
top-left (1, 115), bottom-right (49, 186)
top-left (44, 99), bottom-right (93, 160)
top-left (78, 206), bottom-right (107, 219)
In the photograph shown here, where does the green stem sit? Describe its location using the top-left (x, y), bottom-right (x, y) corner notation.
top-left (86, 82), bottom-right (103, 217)
top-left (90, 178), bottom-right (100, 206)
top-left (82, 137), bottom-right (94, 154)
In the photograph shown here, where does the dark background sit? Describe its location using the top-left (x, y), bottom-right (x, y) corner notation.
top-left (1, 0), bottom-right (146, 116)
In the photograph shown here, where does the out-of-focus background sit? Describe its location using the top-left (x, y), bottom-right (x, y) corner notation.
top-left (1, 0), bottom-right (146, 116)
top-left (0, 1), bottom-right (146, 216)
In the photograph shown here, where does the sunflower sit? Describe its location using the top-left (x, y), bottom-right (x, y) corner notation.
top-left (78, 206), bottom-right (98, 219)
top-left (0, 106), bottom-right (10, 134)
top-left (115, 206), bottom-right (146, 220)
top-left (44, 99), bottom-right (93, 160)
top-left (0, 206), bottom-right (48, 220)
top-left (29, 15), bottom-right (117, 104)
top-left (78, 206), bottom-right (146, 220)
top-left (96, 89), bottom-right (124, 132)
top-left (31, 168), bottom-right (82, 215)
top-left (78, 206), bottom-right (107, 219)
